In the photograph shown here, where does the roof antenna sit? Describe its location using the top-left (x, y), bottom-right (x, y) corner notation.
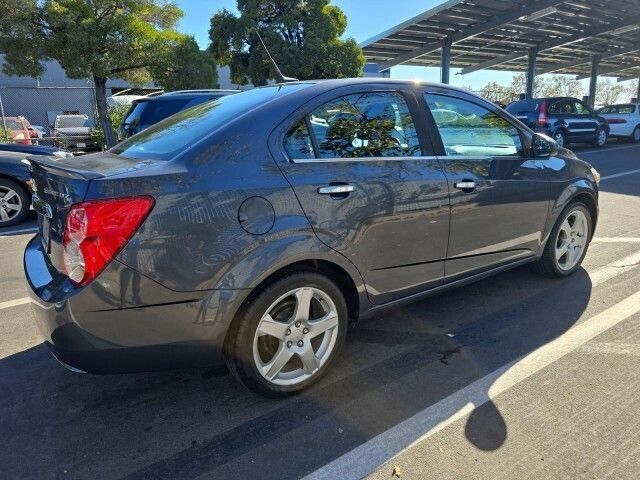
top-left (253, 29), bottom-right (299, 83)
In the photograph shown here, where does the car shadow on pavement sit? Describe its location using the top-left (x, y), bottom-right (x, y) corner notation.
top-left (0, 266), bottom-right (591, 480)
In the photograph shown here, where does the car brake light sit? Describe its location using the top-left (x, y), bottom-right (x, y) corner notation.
top-left (606, 118), bottom-right (627, 124)
top-left (62, 196), bottom-right (154, 286)
top-left (537, 100), bottom-right (548, 127)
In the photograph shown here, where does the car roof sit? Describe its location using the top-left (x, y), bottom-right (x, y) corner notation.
top-left (270, 77), bottom-right (477, 97)
top-left (150, 90), bottom-right (240, 101)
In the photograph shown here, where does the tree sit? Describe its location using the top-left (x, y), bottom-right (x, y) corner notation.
top-left (209, 0), bottom-right (365, 86)
top-left (539, 75), bottom-right (584, 99)
top-left (595, 78), bottom-right (625, 106)
top-left (0, 1), bottom-right (217, 148)
top-left (150, 36), bottom-right (219, 92)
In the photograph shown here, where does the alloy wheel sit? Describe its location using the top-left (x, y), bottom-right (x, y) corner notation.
top-left (553, 132), bottom-right (565, 148)
top-left (0, 186), bottom-right (23, 223)
top-left (634, 127), bottom-right (640, 143)
top-left (555, 209), bottom-right (588, 271)
top-left (252, 287), bottom-right (340, 386)
top-left (597, 129), bottom-right (607, 146)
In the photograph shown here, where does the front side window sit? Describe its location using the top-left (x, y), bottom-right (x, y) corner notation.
top-left (573, 101), bottom-right (592, 115)
top-left (425, 94), bottom-right (523, 157)
top-left (307, 91), bottom-right (421, 158)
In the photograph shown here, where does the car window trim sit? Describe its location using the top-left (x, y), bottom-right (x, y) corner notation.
top-left (282, 88), bottom-right (430, 163)
top-left (421, 91), bottom-right (527, 159)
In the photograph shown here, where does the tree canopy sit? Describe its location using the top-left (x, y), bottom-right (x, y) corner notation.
top-left (0, 0), bottom-right (218, 147)
top-left (209, 0), bottom-right (365, 86)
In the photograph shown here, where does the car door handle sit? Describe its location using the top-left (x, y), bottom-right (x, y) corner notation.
top-left (317, 185), bottom-right (355, 195)
top-left (454, 181), bottom-right (476, 191)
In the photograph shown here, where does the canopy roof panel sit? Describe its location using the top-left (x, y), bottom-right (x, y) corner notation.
top-left (361, 0), bottom-right (640, 79)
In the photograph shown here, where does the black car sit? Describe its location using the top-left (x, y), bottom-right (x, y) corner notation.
top-left (118, 89), bottom-right (240, 140)
top-left (0, 145), bottom-right (72, 227)
top-left (0, 151), bottom-right (32, 227)
top-left (506, 97), bottom-right (609, 148)
top-left (25, 79), bottom-right (600, 396)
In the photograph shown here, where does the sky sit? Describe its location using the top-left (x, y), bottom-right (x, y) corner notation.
top-left (173, 0), bottom-right (629, 93)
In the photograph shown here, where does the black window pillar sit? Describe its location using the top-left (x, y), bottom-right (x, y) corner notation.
top-left (526, 47), bottom-right (538, 99)
top-left (440, 36), bottom-right (452, 84)
top-left (588, 54), bottom-right (600, 109)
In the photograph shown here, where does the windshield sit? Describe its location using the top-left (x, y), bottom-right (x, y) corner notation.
top-left (1, 119), bottom-right (21, 130)
top-left (56, 116), bottom-right (93, 128)
top-left (112, 84), bottom-right (312, 161)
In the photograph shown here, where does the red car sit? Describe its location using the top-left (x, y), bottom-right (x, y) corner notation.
top-left (1, 116), bottom-right (36, 145)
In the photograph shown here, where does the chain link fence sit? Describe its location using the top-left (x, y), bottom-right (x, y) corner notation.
top-left (0, 85), bottom-right (104, 153)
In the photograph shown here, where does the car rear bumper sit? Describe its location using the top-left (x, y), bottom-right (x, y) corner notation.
top-left (24, 235), bottom-right (245, 373)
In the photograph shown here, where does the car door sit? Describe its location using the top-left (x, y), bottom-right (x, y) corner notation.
top-left (274, 86), bottom-right (450, 304)
top-left (423, 90), bottom-right (550, 281)
top-left (571, 99), bottom-right (600, 142)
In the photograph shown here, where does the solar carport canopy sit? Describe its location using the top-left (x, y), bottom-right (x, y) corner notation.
top-left (361, 0), bottom-right (640, 80)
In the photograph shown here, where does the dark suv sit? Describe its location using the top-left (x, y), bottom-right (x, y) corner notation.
top-left (506, 97), bottom-right (608, 148)
top-left (25, 79), bottom-right (600, 396)
top-left (118, 89), bottom-right (239, 140)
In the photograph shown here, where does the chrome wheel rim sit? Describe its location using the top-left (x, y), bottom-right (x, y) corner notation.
top-left (0, 186), bottom-right (22, 223)
top-left (555, 210), bottom-right (589, 271)
top-left (253, 287), bottom-right (339, 386)
top-left (597, 129), bottom-right (607, 146)
top-left (553, 132), bottom-right (564, 147)
top-left (634, 128), bottom-right (640, 142)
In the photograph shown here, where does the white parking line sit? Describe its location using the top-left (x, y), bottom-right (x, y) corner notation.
top-left (304, 251), bottom-right (640, 480)
top-left (0, 297), bottom-right (31, 310)
top-left (592, 237), bottom-right (640, 243)
top-left (600, 168), bottom-right (640, 181)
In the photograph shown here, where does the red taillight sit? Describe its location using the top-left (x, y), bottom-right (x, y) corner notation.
top-left (606, 118), bottom-right (627, 124)
top-left (62, 196), bottom-right (154, 286)
top-left (536, 100), bottom-right (548, 127)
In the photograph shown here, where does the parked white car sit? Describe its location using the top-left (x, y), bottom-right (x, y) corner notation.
top-left (597, 103), bottom-right (640, 142)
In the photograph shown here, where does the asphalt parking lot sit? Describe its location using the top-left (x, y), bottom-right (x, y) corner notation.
top-left (1, 142), bottom-right (640, 479)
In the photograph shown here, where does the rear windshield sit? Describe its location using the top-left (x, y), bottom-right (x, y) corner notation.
top-left (56, 116), bottom-right (93, 128)
top-left (1, 119), bottom-right (21, 130)
top-left (112, 84), bottom-right (312, 161)
top-left (505, 100), bottom-right (542, 114)
top-left (599, 104), bottom-right (636, 114)
top-left (143, 98), bottom-right (205, 124)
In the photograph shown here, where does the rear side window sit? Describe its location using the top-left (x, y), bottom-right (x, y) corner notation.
top-left (284, 122), bottom-right (314, 159)
top-left (548, 100), bottom-right (573, 114)
top-left (426, 94), bottom-right (523, 157)
top-left (304, 91), bottom-right (421, 159)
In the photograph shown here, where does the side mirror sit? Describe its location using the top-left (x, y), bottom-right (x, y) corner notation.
top-left (532, 133), bottom-right (558, 158)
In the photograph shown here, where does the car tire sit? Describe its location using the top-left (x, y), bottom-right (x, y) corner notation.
top-left (552, 130), bottom-right (567, 148)
top-left (592, 127), bottom-right (607, 148)
top-left (0, 178), bottom-right (30, 227)
top-left (631, 126), bottom-right (640, 144)
top-left (531, 202), bottom-right (592, 278)
top-left (225, 271), bottom-right (348, 397)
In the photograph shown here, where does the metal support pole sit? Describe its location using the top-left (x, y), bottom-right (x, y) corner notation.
top-left (440, 36), bottom-right (452, 84)
top-left (588, 54), bottom-right (600, 109)
top-left (526, 47), bottom-right (537, 99)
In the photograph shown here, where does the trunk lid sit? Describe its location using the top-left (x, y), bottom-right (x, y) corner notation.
top-left (29, 152), bottom-right (160, 272)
